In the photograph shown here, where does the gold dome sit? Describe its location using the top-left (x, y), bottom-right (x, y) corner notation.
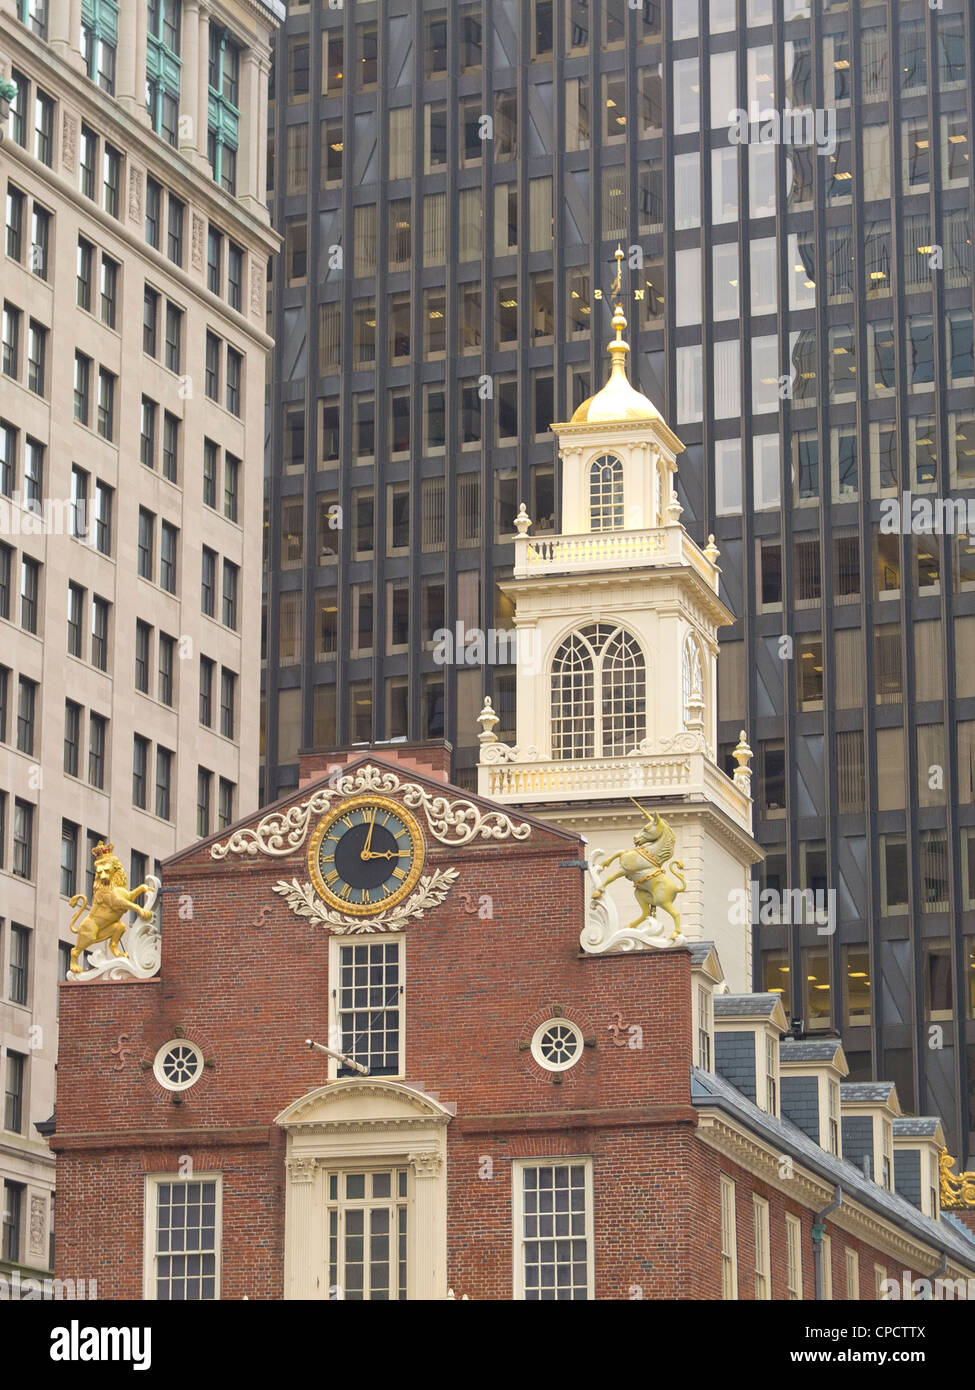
top-left (569, 299), bottom-right (662, 425)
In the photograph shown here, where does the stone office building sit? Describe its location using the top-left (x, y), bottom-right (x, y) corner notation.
top-left (0, 0), bottom-right (282, 1278)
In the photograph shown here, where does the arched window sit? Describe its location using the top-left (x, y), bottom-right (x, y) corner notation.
top-left (589, 454), bottom-right (624, 531)
top-left (551, 623), bottom-right (646, 758)
top-left (654, 462), bottom-right (663, 524)
top-left (682, 636), bottom-right (705, 726)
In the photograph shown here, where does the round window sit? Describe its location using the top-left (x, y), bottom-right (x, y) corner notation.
top-left (530, 1018), bottom-right (584, 1073)
top-left (153, 1039), bottom-right (204, 1092)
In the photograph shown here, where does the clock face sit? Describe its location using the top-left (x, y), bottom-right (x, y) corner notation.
top-left (307, 795), bottom-right (425, 916)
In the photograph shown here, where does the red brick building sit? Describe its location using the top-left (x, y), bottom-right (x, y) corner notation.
top-left (51, 750), bottom-right (975, 1300)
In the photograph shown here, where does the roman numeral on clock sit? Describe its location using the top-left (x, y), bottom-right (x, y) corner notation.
top-left (392, 866), bottom-right (407, 880)
top-left (324, 869), bottom-right (339, 886)
top-left (338, 884), bottom-right (353, 900)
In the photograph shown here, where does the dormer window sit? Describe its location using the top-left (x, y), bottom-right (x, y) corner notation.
top-left (589, 454), bottom-right (624, 530)
top-left (550, 623), bottom-right (646, 758)
top-left (765, 1034), bottom-right (777, 1114)
top-left (696, 985), bottom-right (712, 1069)
top-left (828, 1081), bottom-right (840, 1154)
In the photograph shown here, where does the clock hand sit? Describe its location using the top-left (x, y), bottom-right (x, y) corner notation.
top-left (361, 849), bottom-right (399, 860)
top-left (361, 805), bottom-right (377, 860)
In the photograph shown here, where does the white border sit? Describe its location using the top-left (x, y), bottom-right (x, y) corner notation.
top-left (327, 933), bottom-right (405, 1080)
top-left (529, 1018), bottom-right (584, 1073)
top-left (142, 1173), bottom-right (223, 1301)
top-left (152, 1038), bottom-right (205, 1091)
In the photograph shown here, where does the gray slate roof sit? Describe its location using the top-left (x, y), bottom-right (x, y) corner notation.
top-left (893, 1117), bottom-right (942, 1138)
top-left (841, 1082), bottom-right (897, 1104)
top-left (779, 1039), bottom-right (844, 1064)
top-left (691, 1066), bottom-right (975, 1271)
top-left (942, 1214), bottom-right (975, 1249)
top-left (714, 993), bottom-right (781, 1019)
top-left (688, 942), bottom-right (717, 967)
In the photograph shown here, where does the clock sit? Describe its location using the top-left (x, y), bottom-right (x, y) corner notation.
top-left (307, 795), bottom-right (425, 916)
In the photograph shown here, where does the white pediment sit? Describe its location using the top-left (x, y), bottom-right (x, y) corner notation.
top-left (275, 1079), bottom-right (453, 1133)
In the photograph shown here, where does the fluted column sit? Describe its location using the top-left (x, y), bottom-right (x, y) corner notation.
top-left (408, 1150), bottom-right (447, 1299)
top-left (284, 1156), bottom-right (320, 1299)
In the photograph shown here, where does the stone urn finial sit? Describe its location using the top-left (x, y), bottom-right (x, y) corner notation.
top-left (514, 503), bottom-right (532, 536)
top-left (477, 696), bottom-right (499, 744)
top-left (732, 729), bottom-right (753, 794)
top-left (704, 533), bottom-right (720, 565)
top-left (666, 489), bottom-right (683, 525)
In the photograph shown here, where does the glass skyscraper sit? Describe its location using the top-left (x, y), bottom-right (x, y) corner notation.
top-left (263, 1), bottom-right (975, 1156)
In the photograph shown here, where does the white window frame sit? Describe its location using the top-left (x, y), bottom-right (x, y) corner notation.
top-left (719, 1174), bottom-right (738, 1299)
top-left (696, 984), bottom-right (713, 1071)
top-left (753, 1195), bottom-right (770, 1299)
top-left (322, 1163), bottom-right (410, 1301)
top-left (764, 1032), bottom-right (778, 1115)
top-left (143, 1173), bottom-right (222, 1301)
top-left (327, 933), bottom-right (405, 1081)
top-left (512, 1158), bottom-right (594, 1301)
top-left (821, 1232), bottom-right (832, 1300)
top-left (846, 1247), bottom-right (859, 1299)
top-left (785, 1212), bottom-right (802, 1299)
top-left (874, 1262), bottom-right (888, 1298)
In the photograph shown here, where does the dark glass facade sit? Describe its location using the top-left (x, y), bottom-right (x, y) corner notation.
top-left (263, 0), bottom-right (975, 1156)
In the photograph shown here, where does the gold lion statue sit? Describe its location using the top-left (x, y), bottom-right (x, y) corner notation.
top-left (591, 803), bottom-right (686, 938)
top-left (68, 841), bottom-right (153, 974)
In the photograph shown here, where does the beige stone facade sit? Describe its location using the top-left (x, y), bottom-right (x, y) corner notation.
top-left (0, 0), bottom-right (280, 1274)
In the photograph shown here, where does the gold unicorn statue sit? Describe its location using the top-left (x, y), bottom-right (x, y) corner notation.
top-left (590, 801), bottom-right (686, 937)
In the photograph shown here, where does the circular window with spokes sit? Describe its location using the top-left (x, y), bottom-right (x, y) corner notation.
top-left (153, 1039), bottom-right (204, 1092)
top-left (530, 1018), bottom-right (584, 1073)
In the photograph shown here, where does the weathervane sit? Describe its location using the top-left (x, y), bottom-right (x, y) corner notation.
top-left (594, 243), bottom-right (644, 306)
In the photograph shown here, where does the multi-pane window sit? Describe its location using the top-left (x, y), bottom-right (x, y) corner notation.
top-left (88, 712), bottom-right (106, 789)
top-left (24, 438), bottom-right (42, 510)
top-left (91, 595), bottom-right (108, 670)
top-left (324, 1168), bottom-right (408, 1301)
top-left (199, 656), bottom-right (214, 726)
top-left (147, 1179), bottom-right (220, 1301)
top-left (720, 1176), bottom-right (738, 1298)
top-left (224, 455), bottom-right (239, 522)
top-left (12, 799), bottom-right (33, 878)
top-left (30, 204), bottom-right (50, 280)
top-left (27, 320), bottom-right (46, 395)
top-left (753, 1196), bottom-right (771, 1299)
top-left (218, 778), bottom-right (234, 828)
top-left (144, 287), bottom-right (160, 356)
top-left (201, 547), bottom-right (216, 616)
top-left (226, 347), bottom-right (242, 416)
top-left (0, 421), bottom-right (13, 497)
top-left (146, 0), bottom-right (181, 145)
top-left (60, 821), bottom-right (78, 898)
top-left (4, 1053), bottom-right (26, 1132)
top-left (103, 144), bottom-right (121, 217)
top-left (785, 1214), bottom-right (803, 1299)
top-left (164, 302), bottom-right (182, 373)
top-left (74, 352), bottom-right (91, 424)
top-left (18, 0), bottom-right (47, 37)
top-left (5, 186), bottom-right (25, 262)
top-left (162, 412), bottom-right (179, 482)
top-left (167, 196), bottom-right (184, 265)
top-left (138, 508), bottom-right (155, 579)
top-left (135, 619), bottom-right (151, 693)
top-left (16, 676), bottom-right (36, 755)
top-left (220, 668), bottom-right (235, 739)
top-left (197, 767), bottom-right (212, 838)
top-left (77, 237), bottom-right (94, 311)
top-left (132, 734), bottom-right (149, 809)
top-left (20, 557), bottom-right (39, 634)
top-left (34, 91), bottom-right (54, 167)
top-left (160, 521), bottom-right (177, 593)
top-left (82, 0), bottom-right (118, 93)
top-left (140, 397), bottom-right (157, 469)
top-left (99, 254), bottom-right (119, 327)
top-left (203, 439), bottom-right (217, 508)
top-left (96, 368), bottom-right (115, 440)
top-left (145, 176), bottom-right (161, 248)
top-left (334, 940), bottom-right (402, 1076)
top-left (515, 1161), bottom-right (592, 1300)
top-left (208, 27), bottom-right (240, 193)
top-left (79, 123), bottom-right (97, 197)
top-left (0, 545), bottom-right (10, 621)
top-left (227, 244), bottom-right (243, 312)
top-left (67, 582), bottom-right (84, 656)
top-left (205, 332), bottom-right (220, 400)
top-left (207, 227), bottom-right (223, 295)
top-left (155, 746), bottom-right (173, 820)
top-left (63, 700), bottom-right (81, 776)
top-left (1, 303), bottom-right (19, 378)
top-left (158, 633), bottom-right (175, 706)
top-left (222, 560), bottom-right (238, 629)
top-left (72, 467), bottom-right (90, 541)
top-left (551, 624), bottom-right (646, 759)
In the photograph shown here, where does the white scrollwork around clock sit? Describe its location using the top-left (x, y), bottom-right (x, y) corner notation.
top-left (210, 763), bottom-right (531, 860)
top-left (272, 867), bottom-right (460, 934)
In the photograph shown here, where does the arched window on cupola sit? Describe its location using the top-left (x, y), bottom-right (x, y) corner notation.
top-left (589, 454), bottom-right (624, 531)
top-left (551, 623), bottom-right (646, 758)
top-left (682, 635), bottom-right (705, 727)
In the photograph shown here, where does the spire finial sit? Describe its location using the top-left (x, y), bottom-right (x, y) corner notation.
top-left (607, 245), bottom-right (630, 381)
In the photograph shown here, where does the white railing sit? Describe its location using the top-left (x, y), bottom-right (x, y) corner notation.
top-left (478, 750), bottom-right (752, 829)
top-left (513, 526), bottom-right (719, 590)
